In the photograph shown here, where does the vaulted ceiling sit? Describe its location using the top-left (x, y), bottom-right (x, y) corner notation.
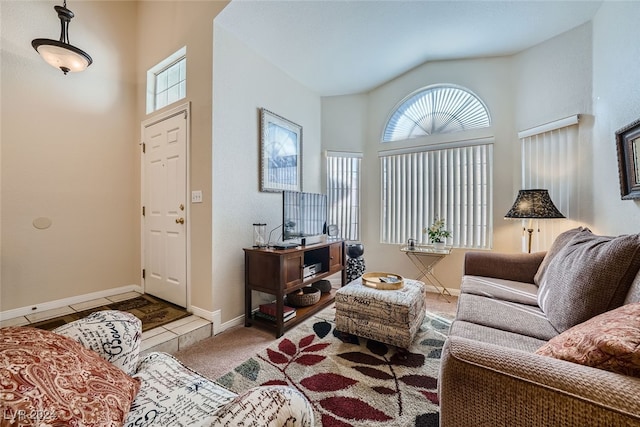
top-left (215, 0), bottom-right (603, 96)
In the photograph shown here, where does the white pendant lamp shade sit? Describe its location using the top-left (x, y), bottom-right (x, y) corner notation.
top-left (32, 40), bottom-right (91, 73)
top-left (31, 2), bottom-right (93, 75)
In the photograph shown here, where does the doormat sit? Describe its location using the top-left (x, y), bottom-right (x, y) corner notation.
top-left (29, 294), bottom-right (190, 332)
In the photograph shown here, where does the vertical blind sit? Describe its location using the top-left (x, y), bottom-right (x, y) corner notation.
top-left (380, 141), bottom-right (493, 248)
top-left (519, 115), bottom-right (580, 252)
top-left (326, 152), bottom-right (362, 241)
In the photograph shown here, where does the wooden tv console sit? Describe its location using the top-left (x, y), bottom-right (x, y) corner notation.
top-left (243, 240), bottom-right (346, 338)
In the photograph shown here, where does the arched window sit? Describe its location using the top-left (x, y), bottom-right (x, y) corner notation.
top-left (382, 84), bottom-right (491, 142)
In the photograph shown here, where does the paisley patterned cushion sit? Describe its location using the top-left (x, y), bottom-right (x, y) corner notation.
top-left (536, 302), bottom-right (640, 377)
top-left (0, 326), bottom-right (141, 426)
top-left (54, 310), bottom-right (142, 376)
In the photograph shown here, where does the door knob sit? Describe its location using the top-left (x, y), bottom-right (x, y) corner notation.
top-left (176, 218), bottom-right (185, 224)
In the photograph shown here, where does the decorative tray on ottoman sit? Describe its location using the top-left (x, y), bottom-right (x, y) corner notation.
top-left (361, 272), bottom-right (404, 290)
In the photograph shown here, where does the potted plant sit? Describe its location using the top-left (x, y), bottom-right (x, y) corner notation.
top-left (424, 217), bottom-right (451, 248)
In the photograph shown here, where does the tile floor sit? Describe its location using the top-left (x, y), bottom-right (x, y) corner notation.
top-left (0, 291), bottom-right (212, 357)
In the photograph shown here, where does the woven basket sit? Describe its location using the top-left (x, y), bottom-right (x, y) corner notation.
top-left (287, 286), bottom-right (321, 307)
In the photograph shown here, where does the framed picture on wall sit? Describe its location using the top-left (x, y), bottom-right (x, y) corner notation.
top-left (615, 118), bottom-right (640, 200)
top-left (260, 108), bottom-right (303, 192)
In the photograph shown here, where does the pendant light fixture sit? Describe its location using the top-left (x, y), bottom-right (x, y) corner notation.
top-left (31, 0), bottom-right (93, 75)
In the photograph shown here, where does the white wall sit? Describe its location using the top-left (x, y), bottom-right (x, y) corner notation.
top-left (1, 1), bottom-right (139, 311)
top-left (212, 25), bottom-right (322, 324)
top-left (591, 1), bottom-right (640, 236)
top-left (513, 23), bottom-right (593, 132)
top-left (512, 23), bottom-right (594, 236)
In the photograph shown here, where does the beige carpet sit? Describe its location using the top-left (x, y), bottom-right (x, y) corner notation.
top-left (174, 293), bottom-right (457, 381)
top-left (175, 320), bottom-right (279, 379)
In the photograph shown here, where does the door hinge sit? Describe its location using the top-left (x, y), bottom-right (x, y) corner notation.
top-left (142, 142), bottom-right (146, 153)
top-left (142, 206), bottom-right (145, 216)
top-left (142, 269), bottom-right (145, 279)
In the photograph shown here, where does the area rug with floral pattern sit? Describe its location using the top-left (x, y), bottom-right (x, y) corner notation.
top-left (216, 306), bottom-right (451, 427)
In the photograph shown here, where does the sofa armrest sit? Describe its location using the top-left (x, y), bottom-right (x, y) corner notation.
top-left (439, 336), bottom-right (640, 426)
top-left (212, 386), bottom-right (314, 427)
top-left (54, 310), bottom-right (142, 375)
top-left (463, 251), bottom-right (546, 283)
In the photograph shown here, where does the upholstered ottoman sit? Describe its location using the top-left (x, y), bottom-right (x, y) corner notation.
top-left (334, 277), bottom-right (426, 348)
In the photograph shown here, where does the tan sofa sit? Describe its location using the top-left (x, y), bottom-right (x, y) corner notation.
top-left (439, 228), bottom-right (640, 426)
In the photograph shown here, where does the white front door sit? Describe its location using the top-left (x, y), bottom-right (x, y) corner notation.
top-left (142, 104), bottom-right (189, 307)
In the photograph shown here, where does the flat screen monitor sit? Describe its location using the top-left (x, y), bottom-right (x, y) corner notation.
top-left (283, 191), bottom-right (327, 241)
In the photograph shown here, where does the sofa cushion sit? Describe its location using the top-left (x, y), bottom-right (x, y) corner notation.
top-left (0, 326), bottom-right (140, 426)
top-left (126, 351), bottom-right (237, 425)
top-left (537, 230), bottom-right (640, 332)
top-left (54, 310), bottom-right (142, 376)
top-left (449, 320), bottom-right (547, 352)
top-left (536, 302), bottom-right (640, 377)
top-left (625, 271), bottom-right (640, 304)
top-left (455, 293), bottom-right (559, 341)
top-left (461, 275), bottom-right (538, 306)
top-left (534, 226), bottom-right (588, 286)
top-left (126, 351), bottom-right (314, 426)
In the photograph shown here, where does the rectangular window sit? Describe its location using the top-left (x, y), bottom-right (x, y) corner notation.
top-left (326, 151), bottom-right (362, 241)
top-left (146, 47), bottom-right (186, 114)
top-left (520, 115), bottom-right (580, 251)
top-left (380, 140), bottom-right (493, 248)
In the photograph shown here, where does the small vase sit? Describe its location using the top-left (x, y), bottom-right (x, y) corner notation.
top-left (433, 242), bottom-right (446, 250)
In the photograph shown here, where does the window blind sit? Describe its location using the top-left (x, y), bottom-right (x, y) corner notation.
top-left (326, 152), bottom-right (362, 241)
top-left (380, 141), bottom-right (493, 248)
top-left (520, 115), bottom-right (580, 252)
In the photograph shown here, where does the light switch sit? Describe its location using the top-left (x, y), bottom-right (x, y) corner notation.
top-left (191, 190), bottom-right (203, 203)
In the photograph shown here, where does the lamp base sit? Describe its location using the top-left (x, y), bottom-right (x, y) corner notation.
top-left (526, 228), bottom-right (534, 253)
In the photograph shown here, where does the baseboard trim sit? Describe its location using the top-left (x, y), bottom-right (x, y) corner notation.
top-left (189, 305), bottom-right (223, 335)
top-left (426, 287), bottom-right (461, 297)
top-left (219, 314), bottom-right (245, 335)
top-left (0, 284), bottom-right (144, 321)
top-left (189, 305), bottom-right (243, 336)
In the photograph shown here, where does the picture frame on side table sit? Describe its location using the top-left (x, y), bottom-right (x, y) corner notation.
top-left (615, 118), bottom-right (640, 200)
top-left (260, 108), bottom-right (303, 192)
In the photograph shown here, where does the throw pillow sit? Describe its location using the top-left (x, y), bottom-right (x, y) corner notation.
top-left (54, 310), bottom-right (142, 376)
top-left (533, 226), bottom-right (589, 286)
top-left (537, 230), bottom-right (640, 332)
top-left (536, 302), bottom-right (640, 377)
top-left (0, 326), bottom-right (140, 427)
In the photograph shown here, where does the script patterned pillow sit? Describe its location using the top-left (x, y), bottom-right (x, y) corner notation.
top-left (54, 310), bottom-right (142, 375)
top-left (536, 302), bottom-right (640, 377)
top-left (0, 326), bottom-right (140, 427)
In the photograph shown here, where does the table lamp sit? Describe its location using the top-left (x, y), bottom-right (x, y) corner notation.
top-left (504, 189), bottom-right (565, 253)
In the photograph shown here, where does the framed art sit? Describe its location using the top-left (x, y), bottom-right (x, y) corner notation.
top-left (615, 118), bottom-right (640, 200)
top-left (260, 108), bottom-right (303, 192)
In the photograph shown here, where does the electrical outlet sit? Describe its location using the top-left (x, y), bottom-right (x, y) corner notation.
top-left (191, 190), bottom-right (203, 203)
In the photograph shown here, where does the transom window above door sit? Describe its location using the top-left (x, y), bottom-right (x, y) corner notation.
top-left (146, 47), bottom-right (187, 114)
top-left (382, 84), bottom-right (491, 142)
